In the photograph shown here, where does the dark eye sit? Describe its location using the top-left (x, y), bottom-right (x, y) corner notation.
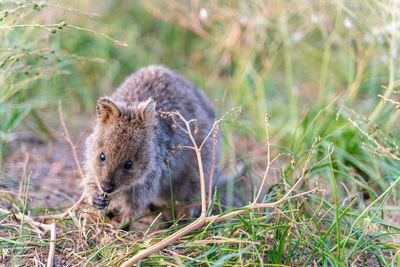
top-left (100, 152), bottom-right (106, 161)
top-left (124, 161), bottom-right (133, 170)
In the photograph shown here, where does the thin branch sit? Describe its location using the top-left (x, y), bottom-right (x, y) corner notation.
top-left (47, 222), bottom-right (57, 267)
top-left (51, 194), bottom-right (85, 219)
top-left (282, 137), bottom-right (319, 198)
top-left (208, 127), bottom-right (219, 209)
top-left (377, 94), bottom-right (400, 107)
top-left (195, 148), bottom-right (207, 216)
top-left (143, 212), bottom-right (163, 240)
top-left (253, 114), bottom-right (271, 204)
top-left (58, 101), bottom-right (85, 180)
top-left (120, 217), bottom-right (205, 266)
top-left (178, 145), bottom-right (195, 150)
top-left (199, 107), bottom-right (241, 150)
top-left (160, 111), bottom-right (190, 135)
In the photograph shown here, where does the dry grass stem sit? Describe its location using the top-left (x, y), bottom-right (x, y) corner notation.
top-left (377, 94), bottom-right (400, 108)
top-left (0, 208), bottom-right (52, 234)
top-left (142, 212), bottom-right (163, 240)
top-left (120, 217), bottom-right (205, 267)
top-left (51, 194), bottom-right (86, 219)
top-left (253, 113), bottom-right (271, 204)
top-left (58, 101), bottom-right (85, 180)
top-left (208, 127), bottom-right (219, 209)
top-left (349, 118), bottom-right (400, 161)
top-left (46, 222), bottom-right (56, 267)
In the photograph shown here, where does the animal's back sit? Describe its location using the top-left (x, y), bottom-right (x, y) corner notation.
top-left (112, 65), bottom-right (214, 124)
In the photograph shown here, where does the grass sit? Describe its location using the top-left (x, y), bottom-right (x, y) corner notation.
top-left (1, 0), bottom-right (400, 266)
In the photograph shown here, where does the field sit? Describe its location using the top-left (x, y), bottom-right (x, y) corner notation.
top-left (1, 0), bottom-right (400, 266)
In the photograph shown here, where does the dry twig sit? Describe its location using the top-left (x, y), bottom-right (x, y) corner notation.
top-left (378, 94), bottom-right (400, 108)
top-left (47, 101), bottom-right (87, 218)
top-left (47, 222), bottom-right (57, 267)
top-left (58, 101), bottom-right (85, 180)
top-left (207, 125), bottom-right (219, 209)
top-left (142, 212), bottom-right (163, 240)
top-left (253, 113), bottom-right (271, 204)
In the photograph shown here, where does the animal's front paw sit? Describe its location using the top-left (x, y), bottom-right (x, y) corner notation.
top-left (92, 193), bottom-right (109, 210)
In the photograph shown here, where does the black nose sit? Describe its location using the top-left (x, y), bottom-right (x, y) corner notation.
top-left (101, 183), bottom-right (114, 193)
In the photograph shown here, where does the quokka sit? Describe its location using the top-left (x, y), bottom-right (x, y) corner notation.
top-left (82, 65), bottom-right (219, 225)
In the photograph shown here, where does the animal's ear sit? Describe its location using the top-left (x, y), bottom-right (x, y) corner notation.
top-left (96, 98), bottom-right (121, 123)
top-left (136, 98), bottom-right (155, 126)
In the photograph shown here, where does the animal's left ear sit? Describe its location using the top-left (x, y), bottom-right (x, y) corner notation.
top-left (96, 98), bottom-right (121, 123)
top-left (136, 98), bottom-right (155, 126)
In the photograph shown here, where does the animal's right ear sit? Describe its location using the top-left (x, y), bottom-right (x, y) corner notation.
top-left (96, 98), bottom-right (121, 123)
top-left (136, 98), bottom-right (156, 127)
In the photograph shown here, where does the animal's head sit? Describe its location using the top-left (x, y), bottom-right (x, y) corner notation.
top-left (87, 97), bottom-right (156, 194)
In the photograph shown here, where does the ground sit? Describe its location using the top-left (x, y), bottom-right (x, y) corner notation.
top-left (0, 124), bottom-right (397, 266)
top-left (3, 135), bottom-right (82, 212)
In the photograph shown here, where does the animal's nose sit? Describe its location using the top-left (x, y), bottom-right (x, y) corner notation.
top-left (100, 183), bottom-right (114, 193)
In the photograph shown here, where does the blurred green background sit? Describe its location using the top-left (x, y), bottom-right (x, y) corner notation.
top-left (1, 0), bottom-right (399, 200)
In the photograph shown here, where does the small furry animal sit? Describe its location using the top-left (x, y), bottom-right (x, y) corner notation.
top-left (82, 65), bottom-right (219, 224)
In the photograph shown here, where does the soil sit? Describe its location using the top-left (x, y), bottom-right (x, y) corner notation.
top-left (2, 132), bottom-right (84, 212)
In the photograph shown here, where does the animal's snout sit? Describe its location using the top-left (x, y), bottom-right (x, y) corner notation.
top-left (100, 182), bottom-right (115, 193)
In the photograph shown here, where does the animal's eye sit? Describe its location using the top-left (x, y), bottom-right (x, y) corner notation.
top-left (100, 152), bottom-right (106, 162)
top-left (124, 161), bottom-right (133, 170)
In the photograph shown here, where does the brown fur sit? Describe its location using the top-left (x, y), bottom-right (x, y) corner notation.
top-left (82, 65), bottom-right (219, 225)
